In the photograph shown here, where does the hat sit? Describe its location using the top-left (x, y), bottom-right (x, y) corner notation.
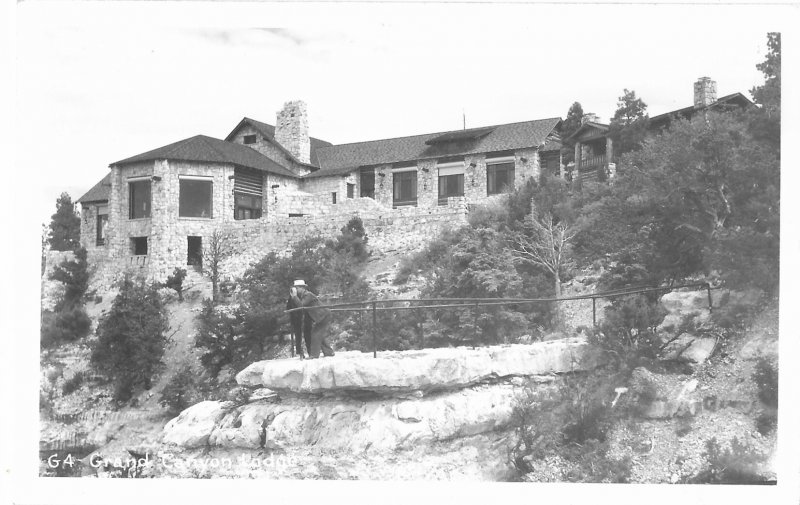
top-left (293, 279), bottom-right (308, 287)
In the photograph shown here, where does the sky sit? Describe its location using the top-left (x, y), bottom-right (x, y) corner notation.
top-left (15, 2), bottom-right (788, 228)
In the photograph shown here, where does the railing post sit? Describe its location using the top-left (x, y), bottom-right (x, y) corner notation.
top-left (706, 283), bottom-right (713, 314)
top-left (473, 302), bottom-right (479, 349)
top-left (592, 298), bottom-right (597, 327)
top-left (372, 301), bottom-right (377, 358)
top-left (417, 306), bottom-right (424, 350)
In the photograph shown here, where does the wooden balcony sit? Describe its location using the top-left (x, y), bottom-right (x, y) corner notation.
top-left (577, 153), bottom-right (607, 171)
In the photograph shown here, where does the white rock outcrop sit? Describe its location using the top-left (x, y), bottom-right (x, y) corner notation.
top-left (205, 383), bottom-right (528, 452)
top-left (162, 401), bottom-right (231, 447)
top-left (236, 339), bottom-right (595, 394)
top-left (164, 340), bottom-right (600, 452)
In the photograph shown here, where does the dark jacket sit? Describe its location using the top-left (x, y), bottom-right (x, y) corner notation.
top-left (290, 290), bottom-right (330, 323)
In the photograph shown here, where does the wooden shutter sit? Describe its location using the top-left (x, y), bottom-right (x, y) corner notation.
top-left (234, 167), bottom-right (263, 196)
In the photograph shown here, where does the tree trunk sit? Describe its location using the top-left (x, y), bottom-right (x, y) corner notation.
top-left (552, 270), bottom-right (564, 330)
top-left (554, 270), bottom-right (562, 298)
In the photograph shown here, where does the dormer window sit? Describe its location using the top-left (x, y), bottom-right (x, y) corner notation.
top-left (243, 134), bottom-right (257, 145)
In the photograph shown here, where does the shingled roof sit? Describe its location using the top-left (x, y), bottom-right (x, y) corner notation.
top-left (648, 92), bottom-right (754, 130)
top-left (308, 118), bottom-right (562, 178)
top-left (77, 172), bottom-right (112, 203)
top-left (224, 117), bottom-right (333, 168)
top-left (112, 134), bottom-right (297, 178)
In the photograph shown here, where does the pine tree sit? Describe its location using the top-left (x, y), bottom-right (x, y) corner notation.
top-left (609, 89), bottom-right (649, 156)
top-left (48, 192), bottom-right (81, 251)
top-left (92, 276), bottom-right (169, 401)
top-left (561, 102), bottom-right (584, 165)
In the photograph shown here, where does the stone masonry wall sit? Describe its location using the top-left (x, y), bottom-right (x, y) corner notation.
top-left (228, 124), bottom-right (311, 176)
top-left (274, 101), bottom-right (311, 164)
top-left (219, 202), bottom-right (469, 281)
top-left (85, 147), bottom-right (542, 288)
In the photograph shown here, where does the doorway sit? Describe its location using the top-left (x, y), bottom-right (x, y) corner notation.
top-left (187, 236), bottom-right (203, 269)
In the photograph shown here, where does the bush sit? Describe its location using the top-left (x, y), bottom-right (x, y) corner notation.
top-left (756, 411), bottom-right (777, 436)
top-left (597, 294), bottom-right (665, 369)
top-left (195, 300), bottom-right (252, 378)
top-left (328, 216), bottom-right (370, 262)
top-left (49, 247), bottom-right (89, 311)
top-left (509, 369), bottom-right (627, 481)
top-left (159, 365), bottom-right (196, 415)
top-left (562, 440), bottom-right (632, 483)
top-left (41, 307), bottom-right (92, 348)
top-left (91, 275), bottom-right (169, 402)
top-left (753, 357), bottom-right (778, 408)
top-left (62, 374), bottom-right (84, 396)
top-left (164, 267), bottom-right (187, 301)
top-left (691, 436), bottom-right (770, 484)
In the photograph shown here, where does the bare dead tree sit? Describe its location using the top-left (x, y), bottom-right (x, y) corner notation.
top-left (202, 228), bottom-right (235, 303)
top-left (509, 210), bottom-right (578, 299)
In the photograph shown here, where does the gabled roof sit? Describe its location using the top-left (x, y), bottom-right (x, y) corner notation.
top-left (111, 134), bottom-right (298, 178)
top-left (77, 172), bottom-right (111, 204)
top-left (224, 117), bottom-right (333, 168)
top-left (308, 118), bottom-right (562, 178)
top-left (649, 92), bottom-right (754, 129)
top-left (565, 121), bottom-right (610, 143)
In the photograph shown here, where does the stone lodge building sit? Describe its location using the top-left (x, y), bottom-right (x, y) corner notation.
top-left (77, 101), bottom-right (563, 282)
top-left (564, 77), bottom-right (753, 184)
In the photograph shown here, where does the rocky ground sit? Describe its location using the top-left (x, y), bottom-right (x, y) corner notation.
top-left (39, 257), bottom-right (779, 483)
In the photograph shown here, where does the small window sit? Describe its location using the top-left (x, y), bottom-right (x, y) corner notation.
top-left (332, 192), bottom-right (337, 204)
top-left (347, 183), bottom-right (355, 199)
top-left (96, 205), bottom-right (108, 246)
top-left (131, 237), bottom-right (148, 256)
top-left (129, 180), bottom-right (151, 219)
top-left (243, 134), bottom-right (257, 145)
top-left (487, 162), bottom-right (515, 195)
top-left (235, 194), bottom-right (262, 220)
top-left (179, 178), bottom-right (213, 218)
top-left (289, 213), bottom-right (304, 218)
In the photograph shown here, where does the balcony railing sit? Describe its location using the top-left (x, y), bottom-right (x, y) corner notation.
top-left (577, 154), bottom-right (607, 171)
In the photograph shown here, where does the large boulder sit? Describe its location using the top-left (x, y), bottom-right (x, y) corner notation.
top-left (206, 382), bottom-right (526, 452)
top-left (162, 401), bottom-right (231, 448)
top-left (657, 290), bottom-right (711, 335)
top-left (236, 339), bottom-right (597, 394)
top-left (660, 333), bottom-right (717, 364)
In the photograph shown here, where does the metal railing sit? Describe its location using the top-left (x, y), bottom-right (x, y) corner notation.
top-left (286, 282), bottom-right (713, 358)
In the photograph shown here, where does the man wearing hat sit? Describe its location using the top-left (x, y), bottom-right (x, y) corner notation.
top-left (286, 290), bottom-right (312, 359)
top-left (288, 280), bottom-right (335, 359)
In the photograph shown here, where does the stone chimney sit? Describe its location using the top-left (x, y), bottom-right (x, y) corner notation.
top-left (693, 77), bottom-right (717, 108)
top-left (581, 113), bottom-right (600, 125)
top-left (275, 100), bottom-right (310, 164)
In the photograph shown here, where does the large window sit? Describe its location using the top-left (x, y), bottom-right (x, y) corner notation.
top-left (487, 162), bottom-right (515, 195)
top-left (393, 170), bottom-right (417, 207)
top-left (129, 179), bottom-right (151, 219)
top-left (360, 168), bottom-right (375, 199)
top-left (179, 178), bottom-right (213, 218)
top-left (438, 174), bottom-right (464, 204)
top-left (96, 205), bottom-right (108, 246)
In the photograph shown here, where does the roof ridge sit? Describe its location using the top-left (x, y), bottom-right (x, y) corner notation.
top-left (319, 117), bottom-right (562, 149)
